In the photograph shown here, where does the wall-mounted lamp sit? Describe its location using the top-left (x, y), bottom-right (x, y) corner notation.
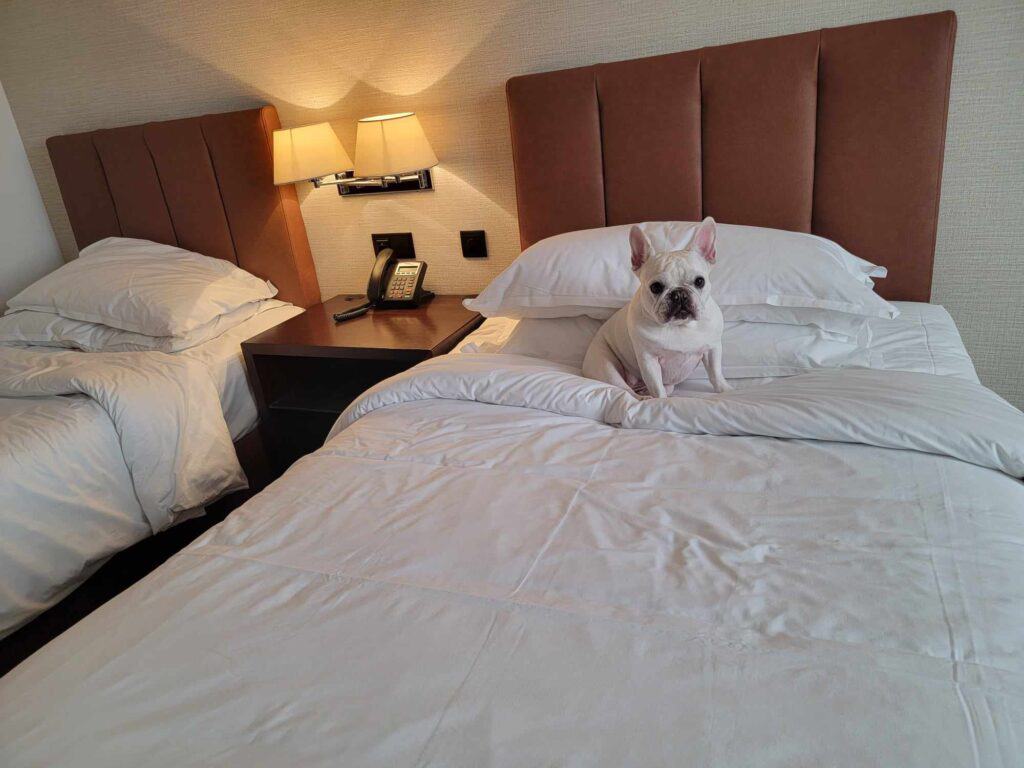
top-left (272, 122), bottom-right (353, 186)
top-left (272, 112), bottom-right (437, 197)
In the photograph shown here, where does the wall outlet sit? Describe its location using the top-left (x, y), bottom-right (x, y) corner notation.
top-left (371, 232), bottom-right (416, 260)
top-left (460, 230), bottom-right (487, 258)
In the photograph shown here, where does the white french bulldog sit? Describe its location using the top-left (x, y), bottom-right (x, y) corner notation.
top-left (582, 217), bottom-right (732, 397)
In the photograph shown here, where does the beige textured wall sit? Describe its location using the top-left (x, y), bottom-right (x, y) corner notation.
top-left (0, 0), bottom-right (1020, 405)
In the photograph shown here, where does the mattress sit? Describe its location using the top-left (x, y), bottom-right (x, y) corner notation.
top-left (0, 302), bottom-right (302, 639)
top-left (2, 304), bottom-right (1021, 766)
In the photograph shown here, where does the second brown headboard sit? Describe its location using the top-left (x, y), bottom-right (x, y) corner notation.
top-left (506, 12), bottom-right (957, 302)
top-left (46, 105), bottom-right (321, 308)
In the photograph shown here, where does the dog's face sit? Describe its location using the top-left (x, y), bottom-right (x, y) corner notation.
top-left (630, 218), bottom-right (717, 325)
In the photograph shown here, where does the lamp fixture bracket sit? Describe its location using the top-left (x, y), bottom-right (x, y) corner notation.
top-left (310, 169), bottom-right (434, 196)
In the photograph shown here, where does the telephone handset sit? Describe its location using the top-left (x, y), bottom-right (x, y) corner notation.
top-left (334, 247), bottom-right (433, 322)
top-left (367, 248), bottom-right (431, 306)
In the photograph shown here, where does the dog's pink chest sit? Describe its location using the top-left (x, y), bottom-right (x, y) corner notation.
top-left (658, 351), bottom-right (705, 386)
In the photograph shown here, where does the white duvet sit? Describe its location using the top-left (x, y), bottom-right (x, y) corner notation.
top-left (2, 341), bottom-right (1022, 766)
top-left (0, 347), bottom-right (244, 637)
top-left (0, 348), bottom-right (244, 525)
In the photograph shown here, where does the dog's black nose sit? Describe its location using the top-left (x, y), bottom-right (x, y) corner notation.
top-left (664, 287), bottom-right (695, 321)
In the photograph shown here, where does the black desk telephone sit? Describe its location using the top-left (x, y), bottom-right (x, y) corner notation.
top-left (333, 247), bottom-right (433, 322)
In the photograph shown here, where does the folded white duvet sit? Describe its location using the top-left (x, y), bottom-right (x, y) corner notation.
top-left (334, 354), bottom-right (1024, 477)
top-left (0, 347), bottom-right (246, 530)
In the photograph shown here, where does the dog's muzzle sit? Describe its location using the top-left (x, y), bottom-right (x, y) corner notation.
top-left (662, 287), bottom-right (697, 322)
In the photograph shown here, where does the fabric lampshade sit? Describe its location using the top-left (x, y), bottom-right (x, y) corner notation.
top-left (354, 112), bottom-right (438, 177)
top-left (273, 123), bottom-right (353, 185)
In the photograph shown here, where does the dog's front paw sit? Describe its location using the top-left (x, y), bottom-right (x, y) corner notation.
top-left (713, 381), bottom-right (735, 393)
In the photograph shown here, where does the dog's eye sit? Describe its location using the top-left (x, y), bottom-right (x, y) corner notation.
top-left (694, 276), bottom-right (706, 289)
top-left (649, 281), bottom-right (665, 295)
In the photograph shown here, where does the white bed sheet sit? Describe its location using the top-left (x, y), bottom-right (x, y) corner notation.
top-left (1, 314), bottom-right (1020, 766)
top-left (863, 301), bottom-right (979, 381)
top-left (0, 302), bottom-right (302, 638)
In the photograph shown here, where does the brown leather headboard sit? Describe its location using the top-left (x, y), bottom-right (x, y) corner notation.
top-left (46, 105), bottom-right (321, 308)
top-left (506, 11), bottom-right (956, 302)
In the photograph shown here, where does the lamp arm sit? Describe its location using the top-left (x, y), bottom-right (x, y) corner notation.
top-left (312, 169), bottom-right (431, 189)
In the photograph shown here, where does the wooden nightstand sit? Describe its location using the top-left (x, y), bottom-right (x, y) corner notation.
top-left (243, 295), bottom-right (482, 471)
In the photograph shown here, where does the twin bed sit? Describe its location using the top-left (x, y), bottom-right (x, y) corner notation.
top-left (0, 302), bottom-right (300, 639)
top-left (0, 106), bottom-right (315, 648)
top-left (3, 11), bottom-right (1022, 767)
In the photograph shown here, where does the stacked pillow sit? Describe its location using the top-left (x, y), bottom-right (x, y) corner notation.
top-left (0, 237), bottom-right (279, 352)
top-left (466, 222), bottom-right (896, 330)
top-left (464, 222), bottom-right (898, 378)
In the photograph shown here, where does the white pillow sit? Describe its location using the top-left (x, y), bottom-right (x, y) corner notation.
top-left (458, 316), bottom-right (881, 379)
top-left (0, 300), bottom-right (282, 353)
top-left (458, 315), bottom-right (604, 366)
top-left (465, 222), bottom-right (897, 322)
top-left (710, 320), bottom-right (880, 379)
top-left (6, 237), bottom-right (277, 336)
top-left (720, 305), bottom-right (873, 346)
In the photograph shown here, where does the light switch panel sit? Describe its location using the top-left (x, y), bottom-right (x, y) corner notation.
top-left (460, 230), bottom-right (487, 259)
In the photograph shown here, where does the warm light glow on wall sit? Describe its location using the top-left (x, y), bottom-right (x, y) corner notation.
top-left (117, 0), bottom-right (517, 106)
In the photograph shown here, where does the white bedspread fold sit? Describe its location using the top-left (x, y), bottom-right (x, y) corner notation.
top-left (0, 348), bottom-right (246, 531)
top-left (334, 353), bottom-right (1024, 477)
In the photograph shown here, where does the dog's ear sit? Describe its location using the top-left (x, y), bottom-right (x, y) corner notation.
top-left (629, 225), bottom-right (652, 272)
top-left (693, 217), bottom-right (717, 263)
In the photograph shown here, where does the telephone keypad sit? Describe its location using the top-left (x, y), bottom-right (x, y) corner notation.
top-left (386, 263), bottom-right (422, 302)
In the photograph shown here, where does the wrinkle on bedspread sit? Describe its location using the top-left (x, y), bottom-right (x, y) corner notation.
top-left (0, 347), bottom-right (246, 530)
top-left (335, 353), bottom-right (1024, 477)
top-left (1, 353), bottom-right (1023, 766)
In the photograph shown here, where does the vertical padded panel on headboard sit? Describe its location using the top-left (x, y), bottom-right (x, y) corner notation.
top-left (506, 67), bottom-right (606, 248)
top-left (91, 126), bottom-right (177, 245)
top-left (143, 118), bottom-right (238, 264)
top-left (46, 132), bottom-right (121, 248)
top-left (259, 106), bottom-right (321, 308)
top-left (701, 31), bottom-right (820, 232)
top-left (814, 12), bottom-right (956, 302)
top-left (199, 107), bottom-right (320, 308)
top-left (597, 51), bottom-right (702, 226)
top-left (46, 105), bottom-right (321, 307)
top-left (505, 13), bottom-right (955, 300)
